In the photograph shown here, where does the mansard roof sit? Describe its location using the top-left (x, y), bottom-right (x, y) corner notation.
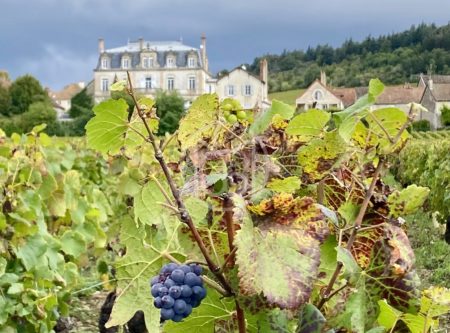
top-left (97, 40), bottom-right (203, 69)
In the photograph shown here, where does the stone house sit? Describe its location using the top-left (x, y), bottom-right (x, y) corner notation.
top-left (295, 72), bottom-right (357, 110)
top-left (48, 82), bottom-right (85, 121)
top-left (94, 35), bottom-right (269, 109)
top-left (370, 84), bottom-right (424, 113)
top-left (418, 74), bottom-right (450, 129)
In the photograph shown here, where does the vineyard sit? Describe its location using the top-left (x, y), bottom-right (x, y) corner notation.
top-left (1, 78), bottom-right (450, 333)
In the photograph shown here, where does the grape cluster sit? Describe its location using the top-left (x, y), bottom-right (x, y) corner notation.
top-left (222, 103), bottom-right (247, 124)
top-left (150, 263), bottom-right (207, 322)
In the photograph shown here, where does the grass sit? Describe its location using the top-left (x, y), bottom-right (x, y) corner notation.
top-left (268, 89), bottom-right (304, 106)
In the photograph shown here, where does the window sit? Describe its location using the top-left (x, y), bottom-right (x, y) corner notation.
top-left (143, 57), bottom-right (155, 68)
top-left (167, 76), bottom-right (174, 91)
top-left (145, 77), bottom-right (152, 89)
top-left (188, 76), bottom-right (196, 91)
top-left (101, 78), bottom-right (109, 92)
top-left (188, 57), bottom-right (196, 68)
top-left (227, 85), bottom-right (235, 96)
top-left (244, 84), bottom-right (252, 96)
top-left (313, 90), bottom-right (323, 100)
top-left (167, 57), bottom-right (175, 68)
top-left (122, 57), bottom-right (130, 69)
top-left (101, 58), bottom-right (109, 69)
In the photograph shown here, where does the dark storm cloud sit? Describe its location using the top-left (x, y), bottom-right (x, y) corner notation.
top-left (1, 0), bottom-right (449, 89)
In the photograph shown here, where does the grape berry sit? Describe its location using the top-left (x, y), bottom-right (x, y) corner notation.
top-left (150, 263), bottom-right (206, 322)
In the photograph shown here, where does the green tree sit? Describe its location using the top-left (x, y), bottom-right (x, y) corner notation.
top-left (9, 75), bottom-right (49, 114)
top-left (19, 101), bottom-right (58, 133)
top-left (0, 85), bottom-right (11, 116)
top-left (69, 88), bottom-right (93, 118)
top-left (441, 105), bottom-right (450, 126)
top-left (155, 90), bottom-right (185, 135)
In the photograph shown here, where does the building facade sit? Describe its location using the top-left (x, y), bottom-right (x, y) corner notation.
top-left (93, 36), bottom-right (269, 109)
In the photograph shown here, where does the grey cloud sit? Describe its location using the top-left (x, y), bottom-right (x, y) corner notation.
top-left (1, 0), bottom-right (450, 89)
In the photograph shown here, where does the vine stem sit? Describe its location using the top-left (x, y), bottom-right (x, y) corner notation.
top-left (317, 106), bottom-right (416, 310)
top-left (223, 195), bottom-right (246, 333)
top-left (317, 158), bottom-right (384, 310)
top-left (126, 71), bottom-right (233, 297)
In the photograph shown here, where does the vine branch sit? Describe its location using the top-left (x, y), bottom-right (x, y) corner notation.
top-left (126, 72), bottom-right (233, 297)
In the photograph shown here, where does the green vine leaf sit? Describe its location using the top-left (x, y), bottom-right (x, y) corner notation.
top-left (249, 100), bottom-right (294, 136)
top-left (106, 217), bottom-right (184, 331)
top-left (336, 247), bottom-right (360, 283)
top-left (267, 176), bottom-right (301, 194)
top-left (134, 180), bottom-right (170, 226)
top-left (110, 80), bottom-right (127, 92)
top-left (387, 185), bottom-right (430, 217)
top-left (297, 131), bottom-right (346, 182)
top-left (286, 109), bottom-right (330, 141)
top-left (365, 107), bottom-right (409, 154)
top-left (178, 94), bottom-right (220, 150)
top-left (163, 288), bottom-right (235, 333)
top-left (297, 304), bottom-right (326, 333)
top-left (85, 99), bottom-right (129, 154)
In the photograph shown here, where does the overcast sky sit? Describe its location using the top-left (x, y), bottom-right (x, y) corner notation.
top-left (1, 0), bottom-right (449, 91)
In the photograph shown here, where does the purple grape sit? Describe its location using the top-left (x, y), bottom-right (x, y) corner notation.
top-left (162, 263), bottom-right (178, 274)
top-left (184, 272), bottom-right (201, 286)
top-left (191, 299), bottom-right (201, 308)
top-left (183, 304), bottom-right (193, 317)
top-left (153, 297), bottom-right (162, 308)
top-left (151, 283), bottom-right (163, 297)
top-left (172, 314), bottom-right (184, 322)
top-left (158, 286), bottom-right (169, 297)
top-left (180, 285), bottom-right (192, 298)
top-left (164, 278), bottom-right (176, 288)
top-left (171, 269), bottom-right (185, 284)
top-left (150, 276), bottom-right (160, 286)
top-left (169, 286), bottom-right (181, 299)
top-left (161, 308), bottom-right (174, 320)
top-left (192, 286), bottom-right (207, 300)
top-left (173, 299), bottom-right (187, 314)
top-left (179, 265), bottom-right (192, 274)
top-left (190, 264), bottom-right (203, 276)
top-left (161, 295), bottom-right (174, 309)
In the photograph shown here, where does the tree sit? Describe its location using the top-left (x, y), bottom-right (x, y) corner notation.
top-left (0, 85), bottom-right (11, 116)
top-left (9, 75), bottom-right (49, 115)
top-left (69, 88), bottom-right (93, 118)
top-left (155, 90), bottom-right (185, 135)
top-left (19, 101), bottom-right (58, 133)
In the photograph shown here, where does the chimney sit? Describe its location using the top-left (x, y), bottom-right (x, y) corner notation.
top-left (98, 38), bottom-right (105, 53)
top-left (200, 33), bottom-right (208, 71)
top-left (428, 78), bottom-right (433, 91)
top-left (260, 59), bottom-right (269, 102)
top-left (320, 70), bottom-right (327, 86)
top-left (139, 38), bottom-right (144, 51)
top-left (259, 58), bottom-right (268, 83)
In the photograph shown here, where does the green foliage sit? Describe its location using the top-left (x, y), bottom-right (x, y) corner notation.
top-left (9, 75), bottom-right (49, 115)
top-left (410, 119), bottom-right (431, 132)
top-left (392, 138), bottom-right (450, 221)
top-left (0, 131), bottom-right (124, 332)
top-left (155, 90), bottom-right (185, 135)
top-left (441, 105), bottom-right (450, 126)
top-left (247, 23), bottom-right (450, 92)
top-left (0, 84), bottom-right (11, 116)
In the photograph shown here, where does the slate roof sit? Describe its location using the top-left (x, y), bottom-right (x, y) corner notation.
top-left (375, 86), bottom-right (424, 104)
top-left (429, 83), bottom-right (450, 101)
top-left (97, 40), bottom-right (203, 69)
top-left (420, 74), bottom-right (450, 84)
top-left (330, 87), bottom-right (357, 107)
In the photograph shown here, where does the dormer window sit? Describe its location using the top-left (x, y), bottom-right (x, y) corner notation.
top-left (188, 57), bottom-right (196, 68)
top-left (142, 57), bottom-right (155, 68)
top-left (122, 57), bottom-right (130, 69)
top-left (166, 56), bottom-right (176, 68)
top-left (101, 57), bottom-right (109, 69)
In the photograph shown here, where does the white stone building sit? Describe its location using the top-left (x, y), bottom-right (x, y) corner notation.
top-left (93, 35), bottom-right (269, 109)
